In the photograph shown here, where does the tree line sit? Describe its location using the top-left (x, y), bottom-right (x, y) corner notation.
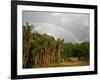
top-left (23, 22), bottom-right (89, 68)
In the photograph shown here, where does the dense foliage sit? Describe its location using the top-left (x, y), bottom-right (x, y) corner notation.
top-left (23, 23), bottom-right (89, 68)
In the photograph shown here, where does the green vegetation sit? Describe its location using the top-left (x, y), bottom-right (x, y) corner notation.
top-left (23, 23), bottom-right (89, 68)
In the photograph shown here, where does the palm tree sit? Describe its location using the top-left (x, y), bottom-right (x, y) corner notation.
top-left (46, 35), bottom-right (56, 66)
top-left (56, 39), bottom-right (64, 66)
top-left (23, 22), bottom-right (34, 68)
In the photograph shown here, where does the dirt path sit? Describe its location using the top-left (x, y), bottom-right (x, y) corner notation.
top-left (46, 61), bottom-right (89, 67)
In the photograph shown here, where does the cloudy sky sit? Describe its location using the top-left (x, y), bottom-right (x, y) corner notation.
top-left (22, 11), bottom-right (90, 43)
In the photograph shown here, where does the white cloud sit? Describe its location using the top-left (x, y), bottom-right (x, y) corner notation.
top-left (61, 18), bottom-right (69, 24)
top-left (51, 13), bottom-right (62, 16)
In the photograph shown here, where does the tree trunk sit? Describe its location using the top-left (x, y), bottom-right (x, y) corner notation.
top-left (35, 54), bottom-right (38, 67)
top-left (44, 41), bottom-right (48, 67)
top-left (58, 45), bottom-right (61, 66)
top-left (51, 48), bottom-right (55, 64)
top-left (47, 48), bottom-right (50, 66)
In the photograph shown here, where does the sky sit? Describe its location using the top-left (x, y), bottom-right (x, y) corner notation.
top-left (22, 11), bottom-right (90, 43)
